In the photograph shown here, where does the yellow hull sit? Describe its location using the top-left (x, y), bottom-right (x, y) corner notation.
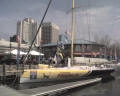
top-left (20, 66), bottom-right (89, 83)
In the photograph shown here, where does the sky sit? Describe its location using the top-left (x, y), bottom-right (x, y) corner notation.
top-left (0, 0), bottom-right (120, 41)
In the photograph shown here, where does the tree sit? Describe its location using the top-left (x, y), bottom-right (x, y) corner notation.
top-left (94, 34), bottom-right (111, 48)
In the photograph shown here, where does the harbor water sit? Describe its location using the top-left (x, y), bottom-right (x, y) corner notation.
top-left (62, 65), bottom-right (120, 96)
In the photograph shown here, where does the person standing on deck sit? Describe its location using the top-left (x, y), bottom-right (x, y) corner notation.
top-left (53, 42), bottom-right (64, 66)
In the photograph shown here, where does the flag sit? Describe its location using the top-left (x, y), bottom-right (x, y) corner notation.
top-left (99, 48), bottom-right (102, 58)
top-left (82, 44), bottom-right (86, 52)
top-left (104, 48), bottom-right (107, 58)
top-left (82, 44), bottom-right (86, 57)
top-left (114, 48), bottom-right (117, 60)
top-left (99, 48), bottom-right (102, 54)
top-left (17, 34), bottom-right (21, 46)
top-left (110, 49), bottom-right (113, 61)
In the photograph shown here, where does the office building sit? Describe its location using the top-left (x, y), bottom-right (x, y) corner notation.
top-left (17, 18), bottom-right (41, 45)
top-left (41, 22), bottom-right (59, 44)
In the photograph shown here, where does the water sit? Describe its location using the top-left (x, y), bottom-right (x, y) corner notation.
top-left (62, 66), bottom-right (120, 96)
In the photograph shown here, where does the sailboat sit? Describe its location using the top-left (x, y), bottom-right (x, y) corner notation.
top-left (19, 0), bottom-right (90, 83)
top-left (19, 0), bottom-right (115, 83)
top-left (69, 0), bottom-right (115, 78)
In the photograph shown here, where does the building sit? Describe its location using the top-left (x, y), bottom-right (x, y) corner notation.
top-left (0, 39), bottom-right (30, 64)
top-left (0, 39), bottom-right (29, 61)
top-left (41, 22), bottom-right (59, 44)
top-left (41, 39), bottom-right (107, 59)
top-left (0, 39), bottom-right (29, 54)
top-left (17, 18), bottom-right (41, 45)
top-left (59, 34), bottom-right (70, 43)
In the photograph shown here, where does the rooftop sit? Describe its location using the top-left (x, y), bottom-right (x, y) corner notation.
top-left (0, 39), bottom-right (29, 48)
top-left (42, 39), bottom-right (100, 47)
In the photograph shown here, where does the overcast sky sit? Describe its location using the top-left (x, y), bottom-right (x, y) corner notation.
top-left (0, 0), bottom-right (120, 41)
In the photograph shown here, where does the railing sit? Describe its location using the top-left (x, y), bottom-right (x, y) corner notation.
top-left (0, 64), bottom-right (39, 76)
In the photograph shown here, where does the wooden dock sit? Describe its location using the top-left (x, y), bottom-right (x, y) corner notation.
top-left (20, 78), bottom-right (101, 96)
top-left (0, 86), bottom-right (28, 96)
top-left (0, 78), bottom-right (101, 96)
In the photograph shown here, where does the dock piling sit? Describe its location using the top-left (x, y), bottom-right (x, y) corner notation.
top-left (2, 63), bottom-right (6, 84)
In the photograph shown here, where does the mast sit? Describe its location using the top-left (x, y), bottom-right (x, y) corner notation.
top-left (71, 0), bottom-right (75, 66)
top-left (23, 0), bottom-right (52, 65)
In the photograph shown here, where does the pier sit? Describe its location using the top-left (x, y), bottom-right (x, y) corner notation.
top-left (0, 86), bottom-right (28, 96)
top-left (0, 78), bottom-right (101, 96)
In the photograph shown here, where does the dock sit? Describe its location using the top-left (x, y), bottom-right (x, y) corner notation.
top-left (0, 78), bottom-right (101, 96)
top-left (20, 78), bottom-right (101, 96)
top-left (0, 85), bottom-right (28, 96)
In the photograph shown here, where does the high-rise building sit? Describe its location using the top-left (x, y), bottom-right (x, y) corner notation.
top-left (17, 18), bottom-right (41, 45)
top-left (41, 22), bottom-right (59, 44)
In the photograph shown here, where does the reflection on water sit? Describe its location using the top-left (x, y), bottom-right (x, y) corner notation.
top-left (63, 66), bottom-right (120, 96)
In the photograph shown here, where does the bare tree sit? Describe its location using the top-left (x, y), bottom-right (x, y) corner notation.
top-left (94, 34), bottom-right (120, 59)
top-left (94, 34), bottom-right (111, 48)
